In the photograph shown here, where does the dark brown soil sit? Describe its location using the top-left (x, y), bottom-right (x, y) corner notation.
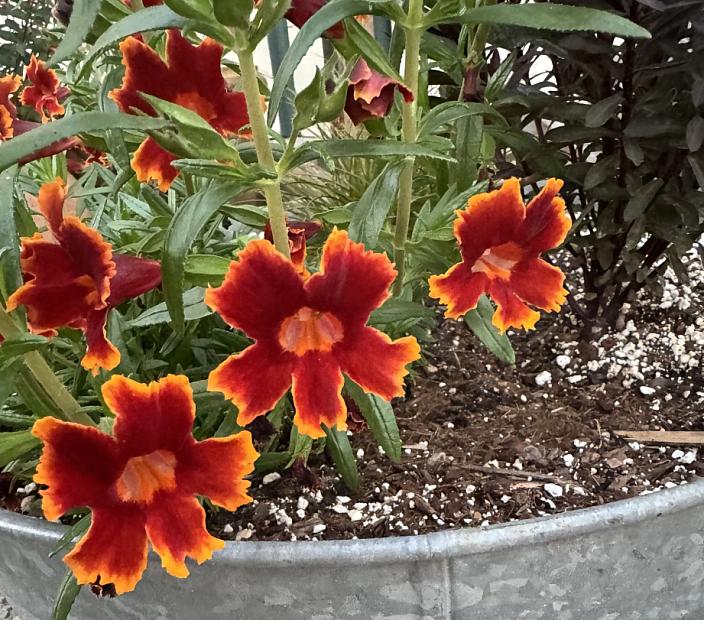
top-left (207, 249), bottom-right (704, 541)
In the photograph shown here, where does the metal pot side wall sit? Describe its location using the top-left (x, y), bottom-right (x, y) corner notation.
top-left (1, 480), bottom-right (704, 619)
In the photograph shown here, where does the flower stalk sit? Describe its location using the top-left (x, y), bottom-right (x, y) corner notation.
top-left (236, 47), bottom-right (291, 259)
top-left (393, 0), bottom-right (424, 295)
top-left (0, 305), bottom-right (93, 426)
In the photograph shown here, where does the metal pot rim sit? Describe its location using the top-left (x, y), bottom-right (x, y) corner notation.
top-left (1, 479), bottom-right (701, 567)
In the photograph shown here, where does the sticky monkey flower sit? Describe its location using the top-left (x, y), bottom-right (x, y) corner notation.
top-left (429, 178), bottom-right (571, 333)
top-left (264, 219), bottom-right (322, 277)
top-left (206, 229), bottom-right (421, 438)
top-left (345, 59), bottom-right (413, 125)
top-left (32, 374), bottom-right (258, 594)
top-left (110, 30), bottom-right (250, 191)
top-left (6, 179), bottom-right (161, 374)
top-left (20, 55), bottom-right (70, 122)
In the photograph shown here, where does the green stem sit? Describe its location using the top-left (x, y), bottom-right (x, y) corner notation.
top-left (0, 307), bottom-right (93, 426)
top-left (393, 0), bottom-right (423, 296)
top-left (237, 47), bottom-right (290, 259)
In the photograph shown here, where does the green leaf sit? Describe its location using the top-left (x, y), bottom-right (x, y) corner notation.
top-left (268, 0), bottom-right (390, 123)
top-left (418, 101), bottom-right (499, 139)
top-left (184, 254), bottom-right (230, 286)
top-left (447, 4), bottom-right (651, 38)
top-left (0, 430), bottom-right (40, 467)
top-left (213, 0), bottom-right (252, 27)
top-left (50, 0), bottom-right (102, 65)
top-left (348, 161), bottom-right (404, 249)
top-left (287, 425), bottom-right (313, 466)
top-left (464, 295), bottom-right (515, 364)
top-left (130, 287), bottom-right (212, 327)
top-left (0, 334), bottom-right (49, 364)
top-left (370, 298), bottom-right (434, 324)
top-left (254, 451), bottom-right (292, 474)
top-left (585, 94), bottom-right (623, 128)
top-left (0, 165), bottom-right (21, 300)
top-left (164, 0), bottom-right (214, 19)
top-left (0, 113), bottom-right (169, 172)
top-left (51, 570), bottom-right (82, 620)
top-left (50, 514), bottom-right (91, 559)
top-left (623, 178), bottom-right (664, 222)
top-left (163, 182), bottom-right (250, 332)
top-left (584, 154), bottom-right (617, 190)
top-left (323, 425), bottom-right (359, 492)
top-left (345, 380), bottom-right (401, 462)
top-left (341, 14), bottom-right (403, 81)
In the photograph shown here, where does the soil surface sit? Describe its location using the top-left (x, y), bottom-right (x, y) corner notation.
top-left (2, 247), bottom-right (703, 543)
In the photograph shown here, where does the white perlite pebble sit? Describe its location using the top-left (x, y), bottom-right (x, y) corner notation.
top-left (262, 472), bottom-right (281, 485)
top-left (348, 509), bottom-right (364, 522)
top-left (312, 523), bottom-right (327, 534)
top-left (556, 355), bottom-right (571, 369)
top-left (297, 497), bottom-right (309, 511)
top-left (222, 524), bottom-right (234, 534)
top-left (639, 386), bottom-right (656, 396)
top-left (535, 371), bottom-right (552, 387)
top-left (236, 528), bottom-right (254, 541)
top-left (544, 483), bottom-right (564, 498)
top-left (672, 449), bottom-right (685, 459)
top-left (680, 450), bottom-right (697, 464)
top-left (563, 454), bottom-right (575, 467)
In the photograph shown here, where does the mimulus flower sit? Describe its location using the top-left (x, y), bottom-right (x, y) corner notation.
top-left (264, 219), bottom-right (321, 277)
top-left (286, 0), bottom-right (346, 39)
top-left (6, 179), bottom-right (161, 374)
top-left (32, 374), bottom-right (258, 594)
top-left (429, 178), bottom-right (571, 332)
top-left (20, 55), bottom-right (70, 122)
top-left (345, 59), bottom-right (413, 125)
top-left (110, 30), bottom-right (250, 191)
top-left (206, 229), bottom-right (420, 438)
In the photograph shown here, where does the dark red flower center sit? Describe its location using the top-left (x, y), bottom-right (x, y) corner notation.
top-left (278, 307), bottom-right (344, 356)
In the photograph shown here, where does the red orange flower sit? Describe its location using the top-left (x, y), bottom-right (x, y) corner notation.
top-left (429, 178), bottom-right (571, 332)
top-left (264, 220), bottom-right (321, 277)
top-left (32, 374), bottom-right (258, 594)
top-left (286, 0), bottom-right (346, 39)
top-left (110, 30), bottom-right (250, 192)
top-left (345, 59), bottom-right (413, 125)
top-left (20, 55), bottom-right (70, 122)
top-left (0, 75), bottom-right (21, 140)
top-left (6, 179), bottom-right (161, 374)
top-left (206, 229), bottom-right (420, 439)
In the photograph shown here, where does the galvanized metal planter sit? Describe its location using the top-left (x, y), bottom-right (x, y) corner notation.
top-left (2, 479), bottom-right (704, 619)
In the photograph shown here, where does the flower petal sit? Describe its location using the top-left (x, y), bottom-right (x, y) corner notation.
top-left (0, 106), bottom-right (13, 140)
top-left (82, 308), bottom-right (120, 374)
top-left (16, 233), bottom-right (80, 284)
top-left (108, 254), bottom-right (162, 306)
top-left (428, 262), bottom-right (489, 319)
top-left (177, 431), bottom-right (258, 510)
top-left (32, 417), bottom-right (122, 521)
top-left (64, 505), bottom-right (148, 595)
top-left (205, 239), bottom-right (306, 340)
top-left (36, 177), bottom-right (66, 234)
top-left (131, 137), bottom-right (179, 192)
top-left (208, 341), bottom-right (295, 426)
top-left (306, 228), bottom-right (396, 328)
top-left (454, 178), bottom-right (525, 265)
top-left (487, 279), bottom-right (540, 333)
top-left (102, 374), bottom-right (196, 457)
top-left (517, 178), bottom-right (571, 254)
top-left (291, 352), bottom-right (346, 439)
top-left (0, 75), bottom-right (20, 119)
top-left (510, 258), bottom-right (567, 313)
top-left (146, 493), bottom-right (224, 579)
top-left (336, 326), bottom-right (420, 401)
top-left (286, 0), bottom-right (346, 38)
top-left (20, 56), bottom-right (66, 121)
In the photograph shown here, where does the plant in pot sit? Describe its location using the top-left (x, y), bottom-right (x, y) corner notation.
top-left (4, 1), bottom-right (697, 619)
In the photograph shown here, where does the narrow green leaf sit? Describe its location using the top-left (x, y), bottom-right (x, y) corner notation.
top-left (585, 94), bottom-right (623, 128)
top-left (50, 514), bottom-right (91, 559)
top-left (346, 380), bottom-right (401, 462)
top-left (0, 113), bottom-right (169, 172)
top-left (51, 570), bottom-right (82, 620)
top-left (0, 430), bottom-right (40, 467)
top-left (323, 425), bottom-right (359, 491)
top-left (163, 182), bottom-right (250, 331)
top-left (342, 15), bottom-right (403, 81)
top-left (370, 298), bottom-right (434, 324)
top-left (184, 254), bottom-right (230, 286)
top-left (50, 0), bottom-right (102, 65)
top-left (419, 101), bottom-right (499, 139)
top-left (464, 295), bottom-right (515, 364)
top-left (287, 425), bottom-right (313, 466)
top-left (0, 334), bottom-right (49, 364)
top-left (623, 179), bottom-right (664, 221)
top-left (0, 165), bottom-right (21, 299)
top-left (130, 287), bottom-right (211, 328)
top-left (348, 161), bottom-right (404, 249)
top-left (255, 451), bottom-right (292, 474)
top-left (447, 4), bottom-right (651, 38)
